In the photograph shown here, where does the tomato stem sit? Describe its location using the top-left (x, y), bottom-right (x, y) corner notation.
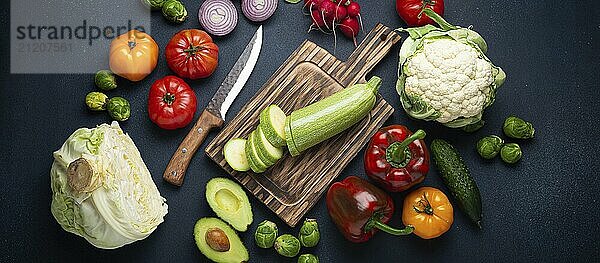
top-left (163, 93), bottom-right (176, 105)
top-left (413, 193), bottom-right (434, 215)
top-left (184, 45), bottom-right (205, 57)
top-left (128, 41), bottom-right (137, 50)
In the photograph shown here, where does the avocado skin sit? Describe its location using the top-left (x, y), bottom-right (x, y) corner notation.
top-left (194, 217), bottom-right (249, 263)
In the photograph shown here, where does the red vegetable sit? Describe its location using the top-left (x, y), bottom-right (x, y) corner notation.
top-left (165, 29), bottom-right (219, 80)
top-left (326, 176), bottom-right (414, 243)
top-left (198, 0), bottom-right (238, 36)
top-left (396, 0), bottom-right (444, 26)
top-left (319, 0), bottom-right (336, 21)
top-left (242, 0), bottom-right (278, 22)
top-left (346, 1), bottom-right (360, 17)
top-left (333, 4), bottom-right (347, 22)
top-left (364, 125), bottom-right (429, 192)
top-left (148, 76), bottom-right (197, 130)
top-left (311, 9), bottom-right (326, 29)
top-left (339, 16), bottom-right (359, 45)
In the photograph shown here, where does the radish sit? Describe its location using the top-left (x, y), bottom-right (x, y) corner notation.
top-left (333, 4), bottom-right (347, 22)
top-left (339, 16), bottom-right (359, 46)
top-left (319, 0), bottom-right (337, 21)
top-left (310, 9), bottom-right (327, 31)
top-left (346, 1), bottom-right (360, 17)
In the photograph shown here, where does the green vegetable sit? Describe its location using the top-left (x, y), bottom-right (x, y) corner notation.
top-left (298, 254), bottom-right (319, 263)
top-left (50, 122), bottom-right (168, 249)
top-left (274, 234), bottom-right (301, 258)
top-left (255, 126), bottom-right (283, 164)
top-left (205, 178), bottom-right (253, 232)
top-left (245, 131), bottom-right (268, 173)
top-left (142, 0), bottom-right (165, 10)
top-left (285, 0), bottom-right (302, 4)
top-left (223, 138), bottom-right (251, 172)
top-left (430, 139), bottom-right (483, 228)
top-left (194, 217), bottom-right (249, 263)
top-left (106, 97), bottom-right (131, 121)
top-left (162, 0), bottom-right (187, 23)
top-left (259, 105), bottom-right (287, 147)
top-left (254, 220), bottom-right (278, 248)
top-left (462, 120), bottom-right (485, 133)
top-left (298, 218), bottom-right (319, 247)
top-left (85, 92), bottom-right (108, 111)
top-left (286, 76), bottom-right (382, 156)
top-left (94, 70), bottom-right (117, 91)
top-left (500, 143), bottom-right (522, 164)
top-left (476, 135), bottom-right (504, 159)
top-left (503, 116), bottom-right (535, 139)
top-left (396, 9), bottom-right (505, 128)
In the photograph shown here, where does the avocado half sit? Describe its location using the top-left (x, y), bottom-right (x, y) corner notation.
top-left (205, 178), bottom-right (253, 232)
top-left (194, 217), bottom-right (249, 263)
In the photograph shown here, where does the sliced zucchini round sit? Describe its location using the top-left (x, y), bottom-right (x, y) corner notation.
top-left (259, 105), bottom-right (286, 147)
top-left (255, 126), bottom-right (283, 164)
top-left (285, 115), bottom-right (300, 157)
top-left (245, 130), bottom-right (268, 173)
top-left (223, 138), bottom-right (250, 172)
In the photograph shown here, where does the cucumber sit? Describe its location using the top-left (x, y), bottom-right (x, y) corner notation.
top-left (285, 76), bottom-right (382, 156)
top-left (223, 138), bottom-right (251, 172)
top-left (430, 139), bottom-right (483, 228)
top-left (244, 131), bottom-right (268, 173)
top-left (254, 126), bottom-right (283, 164)
top-left (259, 105), bottom-right (286, 147)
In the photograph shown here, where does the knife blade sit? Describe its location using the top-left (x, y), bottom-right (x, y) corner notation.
top-left (163, 26), bottom-right (263, 186)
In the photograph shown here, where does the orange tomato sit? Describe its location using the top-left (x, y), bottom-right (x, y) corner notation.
top-left (402, 187), bottom-right (453, 239)
top-left (109, 30), bottom-right (159, 82)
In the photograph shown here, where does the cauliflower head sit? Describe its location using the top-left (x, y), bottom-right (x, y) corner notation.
top-left (404, 39), bottom-right (494, 124)
top-left (396, 9), bottom-right (505, 129)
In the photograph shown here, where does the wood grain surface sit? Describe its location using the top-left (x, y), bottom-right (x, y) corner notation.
top-left (205, 24), bottom-right (401, 227)
top-left (164, 110), bottom-right (223, 186)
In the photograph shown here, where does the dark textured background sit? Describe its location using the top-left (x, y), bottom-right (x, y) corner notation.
top-left (1, 0), bottom-right (599, 262)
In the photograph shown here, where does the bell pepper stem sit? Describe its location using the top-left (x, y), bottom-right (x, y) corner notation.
top-left (370, 220), bottom-right (414, 236)
top-left (388, 130), bottom-right (426, 164)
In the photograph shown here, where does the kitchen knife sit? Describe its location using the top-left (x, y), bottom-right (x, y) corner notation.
top-left (163, 26), bottom-right (263, 186)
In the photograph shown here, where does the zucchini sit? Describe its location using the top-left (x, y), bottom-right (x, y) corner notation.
top-left (430, 139), bottom-right (483, 228)
top-left (254, 126), bottom-right (283, 164)
top-left (259, 105), bottom-right (286, 147)
top-left (223, 138), bottom-right (251, 172)
top-left (285, 115), bottom-right (300, 157)
top-left (285, 76), bottom-right (382, 156)
top-left (244, 131), bottom-right (268, 173)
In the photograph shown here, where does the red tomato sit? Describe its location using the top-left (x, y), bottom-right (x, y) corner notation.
top-left (396, 0), bottom-right (444, 27)
top-left (148, 76), bottom-right (197, 130)
top-left (165, 29), bottom-right (219, 79)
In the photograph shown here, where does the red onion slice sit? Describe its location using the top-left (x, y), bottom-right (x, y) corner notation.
top-left (241, 0), bottom-right (278, 22)
top-left (198, 0), bottom-right (238, 36)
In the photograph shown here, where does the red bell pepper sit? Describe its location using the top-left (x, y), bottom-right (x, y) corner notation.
top-left (364, 125), bottom-right (429, 192)
top-left (326, 176), bottom-right (414, 243)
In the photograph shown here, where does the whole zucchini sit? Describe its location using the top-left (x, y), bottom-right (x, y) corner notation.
top-left (286, 76), bottom-right (382, 156)
top-left (430, 139), bottom-right (483, 228)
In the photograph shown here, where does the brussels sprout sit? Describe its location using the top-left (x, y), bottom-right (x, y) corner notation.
top-left (94, 70), bottom-right (117, 91)
top-left (476, 135), bottom-right (504, 159)
top-left (274, 234), bottom-right (300, 258)
top-left (298, 254), bottom-right (319, 263)
top-left (298, 218), bottom-right (319, 247)
top-left (162, 0), bottom-right (187, 23)
top-left (142, 0), bottom-right (165, 10)
top-left (106, 97), bottom-right (131, 121)
top-left (254, 220), bottom-right (278, 248)
top-left (503, 116), bottom-right (535, 139)
top-left (500, 143), bottom-right (522, 164)
top-left (85, 92), bottom-right (108, 111)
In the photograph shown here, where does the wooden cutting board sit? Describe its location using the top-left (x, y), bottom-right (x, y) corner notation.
top-left (205, 24), bottom-right (401, 227)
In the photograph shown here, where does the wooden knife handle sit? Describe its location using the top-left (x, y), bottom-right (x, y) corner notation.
top-left (163, 110), bottom-right (224, 186)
